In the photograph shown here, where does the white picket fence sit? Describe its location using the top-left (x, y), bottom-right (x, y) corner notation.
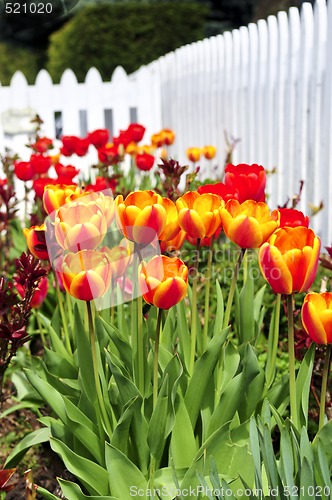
top-left (1, 0), bottom-right (332, 245)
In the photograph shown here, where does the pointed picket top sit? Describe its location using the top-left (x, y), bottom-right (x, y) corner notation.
top-left (35, 69), bottom-right (53, 85)
top-left (60, 68), bottom-right (78, 85)
top-left (10, 70), bottom-right (28, 87)
top-left (111, 65), bottom-right (128, 83)
top-left (85, 66), bottom-right (103, 85)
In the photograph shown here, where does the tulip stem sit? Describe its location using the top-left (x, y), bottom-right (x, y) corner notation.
top-left (203, 236), bottom-right (214, 352)
top-left (153, 308), bottom-right (163, 408)
top-left (55, 278), bottom-right (72, 355)
top-left (222, 248), bottom-right (246, 330)
top-left (137, 293), bottom-right (145, 395)
top-left (319, 343), bottom-right (332, 430)
top-left (189, 239), bottom-right (200, 375)
top-left (287, 294), bottom-right (298, 430)
top-left (86, 300), bottom-right (112, 440)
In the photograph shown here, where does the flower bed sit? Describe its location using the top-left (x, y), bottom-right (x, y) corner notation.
top-left (0, 118), bottom-right (331, 499)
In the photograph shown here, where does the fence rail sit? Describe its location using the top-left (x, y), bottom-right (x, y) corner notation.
top-left (0, 0), bottom-right (332, 245)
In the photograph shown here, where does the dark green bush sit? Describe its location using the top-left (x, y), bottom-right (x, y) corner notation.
top-left (0, 43), bottom-right (42, 85)
top-left (46, 2), bottom-right (208, 82)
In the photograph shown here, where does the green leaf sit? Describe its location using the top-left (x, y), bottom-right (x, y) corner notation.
top-left (300, 456), bottom-right (314, 499)
top-left (50, 438), bottom-right (110, 496)
top-left (105, 443), bottom-right (148, 500)
top-left (279, 425), bottom-right (295, 493)
top-left (208, 343), bottom-right (261, 435)
top-left (59, 480), bottom-right (119, 500)
top-left (105, 350), bottom-right (140, 405)
top-left (295, 343), bottom-right (315, 429)
top-left (111, 396), bottom-right (141, 456)
top-left (176, 299), bottom-right (191, 370)
top-left (74, 305), bottom-right (97, 405)
top-left (43, 347), bottom-right (78, 379)
top-left (249, 417), bottom-right (263, 491)
top-left (5, 427), bottom-right (51, 468)
top-left (184, 327), bottom-right (229, 427)
top-left (24, 368), bottom-right (68, 422)
top-left (170, 394), bottom-right (197, 468)
top-left (147, 375), bottom-right (169, 462)
top-left (238, 269), bottom-right (255, 344)
top-left (99, 316), bottom-right (132, 370)
top-left (213, 280), bottom-right (224, 337)
top-left (36, 485), bottom-right (61, 500)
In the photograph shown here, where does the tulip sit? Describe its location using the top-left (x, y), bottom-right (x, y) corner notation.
top-left (115, 190), bottom-right (167, 244)
top-left (176, 191), bottom-right (221, 240)
top-left (30, 154), bottom-right (51, 175)
top-left (138, 255), bottom-right (188, 310)
top-left (160, 229), bottom-right (186, 253)
top-left (127, 123), bottom-right (146, 143)
top-left (60, 249), bottom-right (112, 301)
top-left (98, 144), bottom-right (120, 165)
top-left (126, 142), bottom-right (139, 156)
top-left (259, 226), bottom-right (321, 294)
top-left (23, 224), bottom-right (49, 260)
top-left (158, 197), bottom-right (181, 242)
top-left (32, 137), bottom-right (53, 153)
top-left (136, 153), bottom-right (154, 171)
top-left (277, 207), bottom-right (309, 228)
top-left (54, 164), bottom-right (80, 183)
top-left (16, 275), bottom-right (49, 308)
top-left (61, 136), bottom-right (79, 156)
top-left (100, 242), bottom-right (132, 279)
top-left (151, 132), bottom-right (163, 148)
top-left (302, 292), bottom-right (332, 345)
top-left (220, 199), bottom-right (279, 248)
top-left (202, 145), bottom-right (217, 160)
top-left (65, 191), bottom-right (115, 227)
top-left (224, 163), bottom-right (266, 203)
top-left (55, 201), bottom-right (107, 251)
top-left (160, 128), bottom-right (175, 146)
top-left (113, 130), bottom-right (132, 149)
top-left (74, 137), bottom-right (90, 157)
top-left (14, 161), bottom-right (34, 181)
top-left (33, 178), bottom-right (55, 198)
top-left (197, 182), bottom-right (238, 202)
top-left (186, 147), bottom-right (201, 163)
top-left (43, 184), bottom-right (82, 215)
top-left (85, 176), bottom-right (117, 193)
top-left (88, 129), bottom-right (109, 149)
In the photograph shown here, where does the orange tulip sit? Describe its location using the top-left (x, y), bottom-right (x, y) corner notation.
top-left (176, 191), bottom-right (221, 240)
top-left (61, 249), bottom-right (112, 301)
top-left (138, 255), bottom-right (188, 309)
top-left (158, 197), bottom-right (181, 242)
top-left (220, 199), bottom-right (279, 248)
top-left (302, 292), bottom-right (332, 345)
top-left (259, 227), bottom-right (320, 294)
top-left (186, 147), bottom-right (201, 163)
top-left (160, 230), bottom-right (187, 253)
top-left (55, 201), bottom-right (107, 251)
top-left (65, 191), bottom-right (115, 227)
top-left (23, 224), bottom-right (49, 260)
top-left (100, 239), bottom-right (133, 279)
top-left (115, 190), bottom-right (167, 244)
top-left (43, 184), bottom-right (81, 215)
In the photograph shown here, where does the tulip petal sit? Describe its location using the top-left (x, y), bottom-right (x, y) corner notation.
top-left (302, 299), bottom-right (327, 344)
top-left (178, 209), bottom-right (206, 239)
top-left (259, 244), bottom-right (293, 294)
top-left (69, 271), bottom-right (107, 301)
top-left (300, 237), bottom-right (321, 292)
top-left (226, 216), bottom-right (263, 248)
top-left (153, 277), bottom-right (187, 309)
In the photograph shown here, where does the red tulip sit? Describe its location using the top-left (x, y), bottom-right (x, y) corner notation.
top-left (16, 275), bottom-right (49, 308)
top-left (30, 154), bottom-right (51, 175)
top-left (54, 163), bottom-right (80, 182)
top-left (88, 129), bottom-right (109, 149)
top-left (127, 123), bottom-right (146, 143)
top-left (32, 137), bottom-right (53, 153)
top-left (277, 208), bottom-right (309, 228)
top-left (14, 160), bottom-right (34, 181)
top-left (224, 163), bottom-right (266, 203)
top-left (136, 153), bottom-right (155, 171)
top-left (197, 182), bottom-right (238, 202)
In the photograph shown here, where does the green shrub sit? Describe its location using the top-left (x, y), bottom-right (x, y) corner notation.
top-left (0, 42), bottom-right (42, 85)
top-left (46, 2), bottom-right (208, 82)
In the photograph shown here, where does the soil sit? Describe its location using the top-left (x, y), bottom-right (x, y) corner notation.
top-left (0, 382), bottom-right (72, 499)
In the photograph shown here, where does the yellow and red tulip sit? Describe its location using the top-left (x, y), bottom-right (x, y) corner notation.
top-left (158, 197), bottom-right (181, 242)
top-left (138, 255), bottom-right (188, 309)
top-left (259, 226), bottom-right (320, 294)
top-left (186, 147), bottom-right (201, 163)
top-left (60, 249), bottom-right (112, 301)
top-left (55, 201), bottom-right (107, 251)
top-left (176, 191), bottom-right (221, 240)
top-left (302, 292), bottom-right (332, 345)
top-left (23, 224), bottom-right (49, 260)
top-left (43, 184), bottom-right (81, 215)
top-left (160, 229), bottom-right (187, 254)
top-left (220, 199), bottom-right (279, 248)
top-left (202, 145), bottom-right (217, 160)
top-left (115, 190), bottom-right (167, 244)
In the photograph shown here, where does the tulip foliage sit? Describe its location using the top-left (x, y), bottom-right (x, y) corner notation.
top-left (1, 123), bottom-right (332, 499)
